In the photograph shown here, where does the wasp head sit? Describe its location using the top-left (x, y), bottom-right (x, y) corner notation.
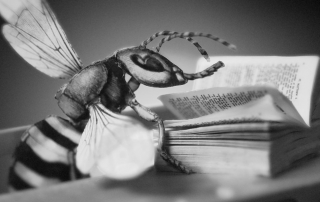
top-left (115, 31), bottom-right (236, 88)
top-left (115, 46), bottom-right (188, 88)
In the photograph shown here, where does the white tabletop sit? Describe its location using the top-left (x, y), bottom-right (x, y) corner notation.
top-left (1, 106), bottom-right (320, 202)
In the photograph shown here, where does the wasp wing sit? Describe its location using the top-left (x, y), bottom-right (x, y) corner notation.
top-left (76, 103), bottom-right (155, 179)
top-left (0, 0), bottom-right (82, 79)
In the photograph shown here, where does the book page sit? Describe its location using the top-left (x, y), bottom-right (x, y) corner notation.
top-left (162, 121), bottom-right (305, 141)
top-left (159, 86), bottom-right (268, 119)
top-left (193, 56), bottom-right (319, 125)
top-left (159, 86), bottom-right (307, 127)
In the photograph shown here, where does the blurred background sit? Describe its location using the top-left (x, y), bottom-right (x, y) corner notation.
top-left (0, 0), bottom-right (320, 129)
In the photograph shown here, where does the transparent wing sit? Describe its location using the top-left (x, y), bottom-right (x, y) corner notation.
top-left (0, 0), bottom-right (83, 79)
top-left (76, 103), bottom-right (155, 179)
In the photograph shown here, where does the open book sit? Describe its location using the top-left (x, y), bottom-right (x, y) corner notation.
top-left (155, 56), bottom-right (320, 177)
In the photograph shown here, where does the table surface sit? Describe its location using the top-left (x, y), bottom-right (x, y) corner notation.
top-left (0, 156), bottom-right (320, 202)
top-left (1, 106), bottom-right (320, 202)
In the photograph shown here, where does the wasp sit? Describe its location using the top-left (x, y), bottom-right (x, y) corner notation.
top-left (0, 0), bottom-right (236, 182)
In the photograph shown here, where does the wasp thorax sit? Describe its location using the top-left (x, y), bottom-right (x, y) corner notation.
top-left (55, 62), bottom-right (108, 121)
top-left (99, 56), bottom-right (135, 113)
top-left (55, 57), bottom-right (135, 121)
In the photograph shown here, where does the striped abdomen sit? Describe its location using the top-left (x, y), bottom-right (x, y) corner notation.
top-left (8, 115), bottom-right (87, 191)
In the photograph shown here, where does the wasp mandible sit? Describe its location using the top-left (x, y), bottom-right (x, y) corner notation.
top-left (0, 0), bottom-right (236, 179)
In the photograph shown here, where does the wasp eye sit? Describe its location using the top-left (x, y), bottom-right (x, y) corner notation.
top-left (130, 55), bottom-right (164, 72)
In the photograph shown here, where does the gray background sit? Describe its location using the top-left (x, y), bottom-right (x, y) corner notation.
top-left (0, 0), bottom-right (320, 129)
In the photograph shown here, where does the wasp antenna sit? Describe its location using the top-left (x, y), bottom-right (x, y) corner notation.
top-left (140, 31), bottom-right (216, 62)
top-left (186, 37), bottom-right (210, 62)
top-left (182, 32), bottom-right (237, 50)
top-left (184, 61), bottom-right (224, 80)
top-left (156, 32), bottom-right (237, 51)
top-left (154, 34), bottom-right (175, 52)
top-left (156, 34), bottom-right (210, 62)
top-left (140, 31), bottom-right (177, 49)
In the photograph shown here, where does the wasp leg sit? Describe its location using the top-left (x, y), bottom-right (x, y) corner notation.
top-left (67, 148), bottom-right (90, 180)
top-left (184, 61), bottom-right (224, 81)
top-left (127, 77), bottom-right (140, 92)
top-left (67, 150), bottom-right (77, 180)
top-left (128, 98), bottom-right (194, 174)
